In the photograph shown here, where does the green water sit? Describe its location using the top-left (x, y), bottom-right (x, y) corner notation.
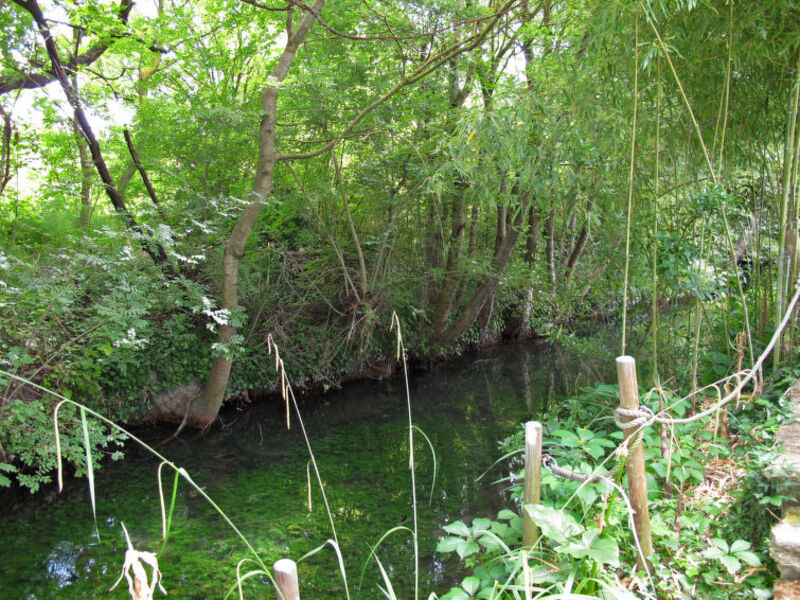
top-left (0, 341), bottom-right (602, 599)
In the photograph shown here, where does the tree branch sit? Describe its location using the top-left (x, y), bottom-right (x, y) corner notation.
top-left (278, 0), bottom-right (521, 161)
top-left (1, 0), bottom-right (133, 96)
top-left (13, 0), bottom-right (168, 266)
top-left (123, 128), bottom-right (164, 215)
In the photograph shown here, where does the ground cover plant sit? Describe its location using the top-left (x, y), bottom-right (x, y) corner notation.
top-left (435, 350), bottom-right (799, 599)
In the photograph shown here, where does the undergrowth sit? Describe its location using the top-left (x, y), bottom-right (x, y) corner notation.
top-left (433, 364), bottom-right (798, 599)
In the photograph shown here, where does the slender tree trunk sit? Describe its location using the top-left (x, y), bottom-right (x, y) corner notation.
top-left (0, 107), bottom-right (14, 199)
top-left (424, 197), bottom-right (445, 302)
top-left (545, 202), bottom-right (557, 285)
top-left (452, 204), bottom-right (479, 312)
top-left (332, 147), bottom-right (368, 298)
top-left (117, 160), bottom-right (136, 202)
top-left (432, 189), bottom-right (468, 337)
top-left (72, 117), bottom-right (93, 227)
top-left (504, 204), bottom-right (541, 338)
top-left (476, 202), bottom-right (508, 339)
top-left (563, 198), bottom-right (594, 283)
top-left (192, 0), bottom-right (325, 428)
top-left (436, 194), bottom-right (532, 347)
top-left (774, 52), bottom-right (800, 368)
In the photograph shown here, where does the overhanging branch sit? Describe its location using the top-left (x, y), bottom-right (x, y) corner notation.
top-left (277, 0), bottom-right (522, 161)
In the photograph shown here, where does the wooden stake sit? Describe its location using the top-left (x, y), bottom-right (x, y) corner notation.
top-left (522, 421), bottom-right (542, 547)
top-left (274, 558), bottom-right (300, 600)
top-left (616, 356), bottom-right (653, 570)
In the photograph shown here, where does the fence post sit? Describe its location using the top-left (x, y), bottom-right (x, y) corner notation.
top-left (616, 355), bottom-right (654, 570)
top-left (274, 558), bottom-right (300, 600)
top-left (522, 421), bottom-right (542, 547)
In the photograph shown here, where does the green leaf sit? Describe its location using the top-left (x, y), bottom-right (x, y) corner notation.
top-left (711, 538), bottom-right (729, 553)
top-left (734, 550), bottom-right (762, 567)
top-left (459, 540), bottom-right (480, 559)
top-left (729, 539), bottom-right (750, 554)
top-left (441, 588), bottom-right (471, 600)
top-left (719, 555), bottom-right (741, 575)
top-left (553, 429), bottom-right (579, 445)
top-left (472, 518), bottom-right (492, 532)
top-left (704, 547), bottom-right (725, 560)
top-left (586, 533), bottom-right (620, 565)
top-left (443, 520), bottom-right (470, 537)
top-left (436, 536), bottom-right (465, 553)
top-left (461, 576), bottom-right (480, 596)
top-left (496, 509), bottom-right (517, 521)
top-left (585, 443), bottom-right (604, 459)
top-left (525, 504), bottom-right (583, 544)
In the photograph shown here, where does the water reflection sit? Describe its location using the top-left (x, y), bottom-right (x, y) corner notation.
top-left (44, 541), bottom-right (81, 587)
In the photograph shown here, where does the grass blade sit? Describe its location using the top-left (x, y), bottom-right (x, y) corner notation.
top-left (299, 539), bottom-right (349, 596)
top-left (413, 425), bottom-right (438, 506)
top-left (53, 400), bottom-right (67, 492)
top-left (357, 525), bottom-right (414, 588)
top-left (158, 462), bottom-right (180, 556)
top-left (373, 552), bottom-right (397, 600)
top-left (80, 406), bottom-right (99, 541)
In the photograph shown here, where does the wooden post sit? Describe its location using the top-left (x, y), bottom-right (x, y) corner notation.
top-left (522, 421), bottom-right (542, 547)
top-left (274, 558), bottom-right (300, 600)
top-left (616, 356), bottom-right (653, 570)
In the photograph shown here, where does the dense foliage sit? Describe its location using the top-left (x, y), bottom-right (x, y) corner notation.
top-left (1, 0), bottom-right (799, 520)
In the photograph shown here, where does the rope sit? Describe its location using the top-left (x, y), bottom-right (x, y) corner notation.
top-left (614, 280), bottom-right (800, 429)
top-left (614, 405), bottom-right (656, 429)
top-left (542, 455), bottom-right (619, 484)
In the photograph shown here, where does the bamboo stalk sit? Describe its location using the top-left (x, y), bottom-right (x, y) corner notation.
top-left (522, 421), bottom-right (542, 547)
top-left (616, 356), bottom-right (653, 571)
top-left (773, 51), bottom-right (800, 368)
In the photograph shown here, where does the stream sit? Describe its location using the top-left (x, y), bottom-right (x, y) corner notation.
top-left (0, 340), bottom-right (612, 599)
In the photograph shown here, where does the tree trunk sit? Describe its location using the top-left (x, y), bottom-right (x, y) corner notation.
top-left (545, 202), bottom-right (557, 285)
top-left (72, 117), bottom-right (93, 227)
top-left (436, 193), bottom-right (532, 347)
top-left (563, 197), bottom-right (594, 283)
top-left (504, 204), bottom-right (541, 338)
top-left (117, 161), bottom-right (136, 202)
top-left (332, 147), bottom-right (368, 298)
top-left (452, 203), bottom-right (479, 312)
top-left (476, 202), bottom-right (508, 339)
top-left (0, 107), bottom-right (14, 199)
top-left (431, 189), bottom-right (468, 337)
top-left (192, 0), bottom-right (325, 428)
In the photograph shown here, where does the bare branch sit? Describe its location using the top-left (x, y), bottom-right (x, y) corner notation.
top-left (123, 129), bottom-right (164, 215)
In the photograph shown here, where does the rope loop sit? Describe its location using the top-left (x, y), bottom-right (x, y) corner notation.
top-left (614, 405), bottom-right (655, 430)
